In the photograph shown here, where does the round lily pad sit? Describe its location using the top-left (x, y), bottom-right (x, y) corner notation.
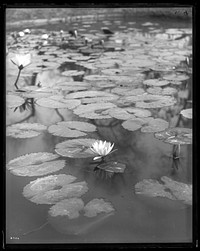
top-left (154, 127), bottom-right (192, 145)
top-left (48, 121), bottom-right (96, 138)
top-left (36, 96), bottom-right (81, 109)
top-left (55, 138), bottom-right (98, 158)
top-left (49, 198), bottom-right (84, 218)
top-left (136, 96), bottom-right (176, 108)
top-left (48, 197), bottom-right (114, 235)
top-left (135, 176), bottom-right (192, 205)
top-left (8, 160), bottom-right (66, 177)
top-left (141, 118), bottom-right (169, 133)
top-left (73, 103), bottom-right (116, 116)
top-left (84, 198), bottom-right (115, 217)
top-left (163, 74), bottom-right (190, 82)
top-left (6, 123), bottom-right (47, 138)
top-left (7, 152), bottom-right (60, 168)
top-left (29, 181), bottom-right (88, 204)
top-left (143, 79), bottom-right (169, 87)
top-left (23, 174), bottom-right (77, 198)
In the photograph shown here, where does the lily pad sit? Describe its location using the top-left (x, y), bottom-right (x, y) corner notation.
top-left (154, 127), bottom-right (192, 145)
top-left (97, 161), bottom-right (126, 174)
top-left (6, 123), bottom-right (47, 138)
top-left (55, 138), bottom-right (98, 158)
top-left (29, 181), bottom-right (88, 204)
top-left (73, 103), bottom-right (116, 116)
top-left (180, 108), bottom-right (192, 119)
top-left (84, 198), bottom-right (115, 217)
top-left (23, 174), bottom-right (77, 198)
top-left (111, 87), bottom-right (145, 96)
top-left (135, 176), bottom-right (192, 205)
top-left (48, 198), bottom-right (114, 235)
top-left (141, 118), bottom-right (169, 133)
top-left (49, 198), bottom-right (84, 218)
top-left (36, 96), bottom-right (81, 109)
top-left (147, 87), bottom-right (177, 96)
top-left (7, 152), bottom-right (60, 168)
top-left (6, 94), bottom-right (25, 108)
top-left (65, 91), bottom-right (116, 100)
top-left (108, 108), bottom-right (133, 120)
top-left (122, 117), bottom-right (167, 133)
top-left (143, 79), bottom-right (169, 87)
top-left (135, 95), bottom-right (176, 108)
top-left (62, 70), bottom-right (85, 77)
top-left (163, 74), bottom-right (190, 82)
top-left (48, 121), bottom-right (96, 138)
top-left (8, 160), bottom-right (66, 177)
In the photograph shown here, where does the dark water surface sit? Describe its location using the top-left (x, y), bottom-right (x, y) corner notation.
top-left (6, 14), bottom-right (192, 244)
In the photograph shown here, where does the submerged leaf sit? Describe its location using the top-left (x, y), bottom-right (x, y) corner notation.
top-left (135, 176), bottom-right (192, 205)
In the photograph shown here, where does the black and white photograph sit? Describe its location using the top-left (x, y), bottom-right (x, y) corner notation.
top-left (4, 5), bottom-right (195, 248)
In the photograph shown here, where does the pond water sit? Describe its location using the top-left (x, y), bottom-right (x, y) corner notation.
top-left (6, 14), bottom-right (193, 244)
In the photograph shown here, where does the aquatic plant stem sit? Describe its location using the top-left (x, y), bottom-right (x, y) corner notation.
top-left (14, 68), bottom-right (22, 90)
top-left (22, 222), bottom-right (49, 236)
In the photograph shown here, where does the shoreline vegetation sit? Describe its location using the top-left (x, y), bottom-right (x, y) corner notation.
top-left (6, 7), bottom-right (192, 30)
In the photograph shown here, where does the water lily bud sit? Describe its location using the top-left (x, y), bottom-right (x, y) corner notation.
top-left (11, 53), bottom-right (31, 69)
top-left (18, 31), bottom-right (25, 37)
top-left (23, 28), bottom-right (31, 34)
top-left (41, 34), bottom-right (49, 40)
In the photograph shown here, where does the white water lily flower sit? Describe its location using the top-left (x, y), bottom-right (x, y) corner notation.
top-left (11, 53), bottom-right (31, 69)
top-left (90, 140), bottom-right (116, 160)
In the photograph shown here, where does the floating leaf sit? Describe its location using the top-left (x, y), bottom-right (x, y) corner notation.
top-left (48, 121), bottom-right (96, 138)
top-left (97, 161), bottom-right (126, 174)
top-left (55, 138), bottom-right (98, 158)
top-left (65, 90), bottom-right (116, 100)
top-left (111, 87), bottom-right (145, 96)
top-left (62, 70), bottom-right (85, 77)
top-left (36, 96), bottom-right (81, 109)
top-left (143, 79), bottom-right (169, 87)
top-left (29, 181), bottom-right (88, 204)
top-left (7, 152), bottom-right (60, 168)
top-left (122, 117), bottom-right (168, 133)
top-left (163, 74), bottom-right (190, 82)
top-left (73, 102), bottom-right (116, 116)
top-left (180, 108), bottom-right (192, 119)
top-left (147, 87), bottom-right (177, 96)
top-left (135, 95), bottom-right (176, 108)
top-left (84, 198), bottom-right (115, 217)
top-left (135, 176), bottom-right (192, 205)
top-left (8, 160), bottom-right (66, 177)
top-left (6, 123), bottom-right (47, 138)
top-left (48, 198), bottom-right (114, 235)
top-left (49, 198), bottom-right (84, 218)
top-left (141, 118), bottom-right (169, 133)
top-left (154, 127), bottom-right (192, 145)
top-left (23, 174), bottom-right (77, 198)
top-left (6, 94), bottom-right (25, 108)
top-left (124, 107), bottom-right (152, 118)
top-left (108, 108), bottom-right (133, 120)
top-left (122, 118), bottom-right (146, 132)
